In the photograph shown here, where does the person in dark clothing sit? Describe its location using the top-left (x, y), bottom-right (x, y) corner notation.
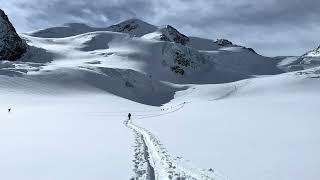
top-left (8, 108), bottom-right (11, 113)
top-left (128, 113), bottom-right (131, 120)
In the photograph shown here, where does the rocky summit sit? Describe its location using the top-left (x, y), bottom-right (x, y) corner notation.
top-left (0, 9), bottom-right (27, 61)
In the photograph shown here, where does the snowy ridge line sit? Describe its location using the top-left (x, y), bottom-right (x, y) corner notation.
top-left (125, 103), bottom-right (228, 180)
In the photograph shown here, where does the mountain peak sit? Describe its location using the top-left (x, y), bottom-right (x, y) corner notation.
top-left (303, 45), bottom-right (320, 57)
top-left (107, 18), bottom-right (157, 37)
top-left (0, 9), bottom-right (27, 61)
top-left (214, 39), bottom-right (233, 46)
top-left (157, 25), bottom-right (189, 45)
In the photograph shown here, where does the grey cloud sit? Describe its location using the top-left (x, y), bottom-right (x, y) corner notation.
top-left (14, 0), bottom-right (155, 29)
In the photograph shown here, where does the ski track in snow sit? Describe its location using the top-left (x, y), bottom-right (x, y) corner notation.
top-left (209, 79), bottom-right (250, 101)
top-left (124, 102), bottom-right (229, 180)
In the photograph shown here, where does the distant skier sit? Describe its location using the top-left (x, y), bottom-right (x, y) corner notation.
top-left (8, 108), bottom-right (11, 113)
top-left (128, 113), bottom-right (131, 120)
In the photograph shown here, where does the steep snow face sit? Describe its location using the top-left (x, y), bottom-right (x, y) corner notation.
top-left (0, 9), bottom-right (27, 61)
top-left (107, 19), bottom-right (157, 37)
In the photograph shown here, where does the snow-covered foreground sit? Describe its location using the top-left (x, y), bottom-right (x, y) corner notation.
top-left (125, 103), bottom-right (228, 180)
top-left (0, 84), bottom-right (151, 179)
top-left (1, 66), bottom-right (320, 180)
top-left (0, 75), bottom-right (224, 180)
top-left (136, 70), bottom-right (320, 180)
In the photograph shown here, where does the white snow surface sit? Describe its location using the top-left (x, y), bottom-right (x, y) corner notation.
top-left (0, 78), bottom-right (149, 179)
top-left (136, 69), bottom-right (320, 180)
top-left (0, 19), bottom-right (319, 180)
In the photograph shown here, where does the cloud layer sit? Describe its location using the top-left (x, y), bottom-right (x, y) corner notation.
top-left (1, 0), bottom-right (320, 56)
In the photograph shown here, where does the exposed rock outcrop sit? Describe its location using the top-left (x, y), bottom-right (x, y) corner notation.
top-left (215, 39), bottom-right (233, 46)
top-left (159, 25), bottom-right (189, 45)
top-left (293, 45), bottom-right (320, 69)
top-left (0, 9), bottom-right (27, 61)
top-left (107, 19), bottom-right (157, 37)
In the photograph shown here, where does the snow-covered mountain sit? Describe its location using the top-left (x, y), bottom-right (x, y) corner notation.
top-left (27, 18), bottom-right (157, 38)
top-left (277, 45), bottom-right (320, 71)
top-left (1, 9), bottom-right (320, 180)
top-left (295, 45), bottom-right (320, 69)
top-left (0, 17), bottom-right (285, 103)
top-left (24, 19), bottom-right (282, 80)
top-left (0, 9), bottom-right (27, 61)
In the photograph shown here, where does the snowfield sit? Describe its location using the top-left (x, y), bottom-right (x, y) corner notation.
top-left (0, 77), bottom-right (158, 179)
top-left (136, 69), bottom-right (320, 180)
top-left (0, 18), bottom-right (319, 180)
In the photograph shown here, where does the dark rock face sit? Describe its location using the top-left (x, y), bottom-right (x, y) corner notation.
top-left (244, 47), bottom-right (257, 54)
top-left (215, 39), bottom-right (233, 46)
top-left (109, 20), bottom-right (139, 32)
top-left (303, 45), bottom-right (320, 57)
top-left (125, 81), bottom-right (134, 88)
top-left (170, 50), bottom-right (191, 75)
top-left (174, 51), bottom-right (191, 67)
top-left (171, 66), bottom-right (185, 75)
top-left (0, 9), bottom-right (27, 61)
top-left (169, 48), bottom-right (206, 76)
top-left (107, 19), bottom-right (157, 37)
top-left (159, 25), bottom-right (189, 45)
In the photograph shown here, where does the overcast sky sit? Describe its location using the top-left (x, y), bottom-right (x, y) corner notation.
top-left (1, 0), bottom-right (319, 56)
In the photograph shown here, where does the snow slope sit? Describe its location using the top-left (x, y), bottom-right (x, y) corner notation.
top-left (136, 68), bottom-right (320, 180)
top-left (27, 19), bottom-right (157, 38)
